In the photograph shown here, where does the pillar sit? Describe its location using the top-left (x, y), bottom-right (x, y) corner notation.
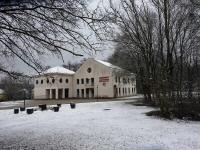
top-left (62, 88), bottom-right (65, 99)
top-left (49, 89), bottom-right (52, 99)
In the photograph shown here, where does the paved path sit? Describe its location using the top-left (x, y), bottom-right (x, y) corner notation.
top-left (0, 95), bottom-right (143, 110)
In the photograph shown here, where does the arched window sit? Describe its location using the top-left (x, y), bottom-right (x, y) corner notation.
top-left (36, 80), bottom-right (38, 84)
top-left (66, 79), bottom-right (69, 83)
top-left (41, 80), bottom-right (43, 84)
top-left (52, 78), bottom-right (55, 83)
top-left (47, 78), bottom-right (49, 83)
top-left (59, 78), bottom-right (62, 83)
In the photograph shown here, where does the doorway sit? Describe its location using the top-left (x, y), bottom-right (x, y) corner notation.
top-left (58, 89), bottom-right (63, 99)
top-left (91, 88), bottom-right (94, 98)
top-left (86, 88), bottom-right (89, 98)
top-left (86, 88), bottom-right (94, 98)
top-left (52, 89), bottom-right (56, 99)
top-left (46, 89), bottom-right (50, 99)
top-left (65, 88), bottom-right (69, 98)
top-left (81, 89), bottom-right (84, 98)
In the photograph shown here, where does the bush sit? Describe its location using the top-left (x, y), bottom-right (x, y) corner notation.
top-left (0, 94), bottom-right (8, 101)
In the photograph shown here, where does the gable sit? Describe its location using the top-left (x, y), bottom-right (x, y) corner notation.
top-left (75, 58), bottom-right (112, 78)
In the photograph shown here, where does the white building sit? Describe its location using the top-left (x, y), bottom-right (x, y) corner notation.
top-left (33, 58), bottom-right (136, 99)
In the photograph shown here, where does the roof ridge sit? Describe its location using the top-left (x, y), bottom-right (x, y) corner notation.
top-left (42, 66), bottom-right (75, 75)
top-left (94, 59), bottom-right (122, 70)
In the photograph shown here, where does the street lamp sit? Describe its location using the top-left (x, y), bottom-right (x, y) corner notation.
top-left (18, 89), bottom-right (27, 108)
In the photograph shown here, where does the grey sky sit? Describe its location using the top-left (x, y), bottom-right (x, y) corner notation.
top-left (1, 0), bottom-right (146, 77)
top-left (1, 0), bottom-right (115, 76)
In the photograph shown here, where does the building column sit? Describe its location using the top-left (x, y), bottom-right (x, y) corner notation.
top-left (49, 89), bottom-right (52, 99)
top-left (62, 88), bottom-right (65, 99)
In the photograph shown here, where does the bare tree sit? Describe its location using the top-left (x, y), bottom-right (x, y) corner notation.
top-left (108, 0), bottom-right (200, 118)
top-left (0, 0), bottom-right (108, 78)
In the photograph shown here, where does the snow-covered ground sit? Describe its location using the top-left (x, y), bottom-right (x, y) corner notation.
top-left (0, 100), bottom-right (200, 150)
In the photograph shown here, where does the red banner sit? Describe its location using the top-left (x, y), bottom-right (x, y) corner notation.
top-left (99, 76), bottom-right (109, 82)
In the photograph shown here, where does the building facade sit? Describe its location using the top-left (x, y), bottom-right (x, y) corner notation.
top-left (33, 58), bottom-right (136, 99)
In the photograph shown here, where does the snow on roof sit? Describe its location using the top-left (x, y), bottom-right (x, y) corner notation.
top-left (95, 59), bottom-right (122, 70)
top-left (42, 66), bottom-right (75, 75)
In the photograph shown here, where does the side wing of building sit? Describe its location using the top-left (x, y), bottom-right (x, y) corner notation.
top-left (33, 74), bottom-right (74, 99)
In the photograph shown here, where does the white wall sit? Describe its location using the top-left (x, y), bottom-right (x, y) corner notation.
top-left (74, 58), bottom-right (114, 98)
top-left (33, 74), bottom-right (73, 99)
top-left (33, 58), bottom-right (137, 99)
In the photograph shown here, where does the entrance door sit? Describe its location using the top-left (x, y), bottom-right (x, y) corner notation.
top-left (65, 88), bottom-right (69, 98)
top-left (52, 89), bottom-right (56, 99)
top-left (81, 89), bottom-right (84, 98)
top-left (58, 89), bottom-right (63, 99)
top-left (91, 88), bottom-right (94, 98)
top-left (86, 88), bottom-right (89, 98)
top-left (46, 89), bottom-right (50, 99)
top-left (86, 88), bottom-right (94, 98)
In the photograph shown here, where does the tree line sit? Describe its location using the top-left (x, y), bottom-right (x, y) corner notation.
top-left (108, 0), bottom-right (200, 119)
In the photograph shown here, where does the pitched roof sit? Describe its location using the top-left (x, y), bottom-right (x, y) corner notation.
top-left (42, 66), bottom-right (75, 75)
top-left (94, 59), bottom-right (122, 70)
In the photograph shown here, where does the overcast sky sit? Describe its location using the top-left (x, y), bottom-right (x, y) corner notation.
top-left (1, 0), bottom-right (146, 77)
top-left (0, 0), bottom-right (115, 77)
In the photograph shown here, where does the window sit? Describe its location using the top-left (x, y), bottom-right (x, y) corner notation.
top-left (52, 78), bottom-right (55, 83)
top-left (81, 78), bottom-right (84, 84)
top-left (41, 80), bottom-right (43, 84)
top-left (36, 80), bottom-right (38, 84)
top-left (86, 78), bottom-right (89, 84)
top-left (47, 78), bottom-right (49, 83)
top-left (66, 79), bottom-right (69, 83)
top-left (87, 67), bottom-right (92, 73)
top-left (59, 78), bottom-right (62, 83)
top-left (119, 88), bottom-right (121, 95)
top-left (118, 77), bottom-right (120, 83)
top-left (91, 78), bottom-right (94, 85)
top-left (77, 79), bottom-right (79, 84)
top-left (115, 77), bottom-right (118, 83)
top-left (132, 88), bottom-right (133, 93)
top-left (128, 88), bottom-right (130, 94)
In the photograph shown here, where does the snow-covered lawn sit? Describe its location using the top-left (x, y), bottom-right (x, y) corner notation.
top-left (0, 100), bottom-right (200, 150)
